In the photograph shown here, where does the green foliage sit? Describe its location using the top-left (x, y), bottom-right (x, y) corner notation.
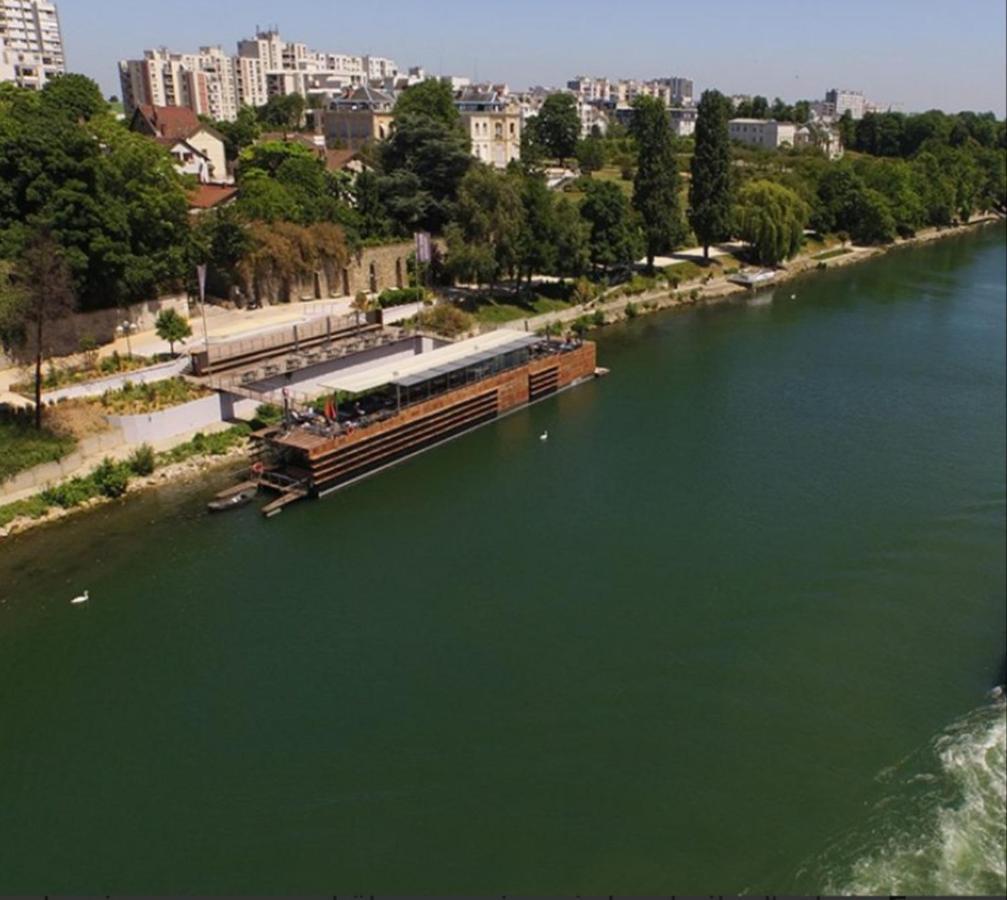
top-left (127, 443), bottom-right (156, 476)
top-left (0, 494), bottom-right (50, 527)
top-left (580, 180), bottom-right (642, 273)
top-left (252, 403), bottom-right (284, 428)
top-left (40, 74), bottom-right (107, 122)
top-left (377, 286), bottom-right (426, 307)
top-left (631, 96), bottom-right (687, 268)
top-left (41, 475), bottom-right (100, 508)
top-left (100, 377), bottom-right (209, 415)
top-left (91, 458), bottom-right (131, 498)
top-left (257, 94), bottom-right (306, 130)
top-left (575, 137), bottom-right (606, 174)
top-left (690, 90), bottom-right (734, 256)
top-left (415, 304), bottom-right (474, 337)
top-left (733, 180), bottom-right (808, 265)
top-left (0, 407), bottom-right (76, 481)
top-left (447, 166), bottom-right (524, 285)
top-left (156, 424), bottom-right (251, 464)
top-left (393, 80), bottom-right (460, 126)
top-left (377, 113), bottom-right (473, 234)
top-left (535, 94), bottom-right (580, 163)
top-left (624, 301), bottom-right (639, 319)
top-left (211, 105), bottom-right (262, 161)
top-left (154, 308), bottom-right (192, 354)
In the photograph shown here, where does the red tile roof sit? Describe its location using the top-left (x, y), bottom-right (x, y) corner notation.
top-left (132, 105), bottom-right (204, 141)
top-left (187, 184), bottom-right (238, 210)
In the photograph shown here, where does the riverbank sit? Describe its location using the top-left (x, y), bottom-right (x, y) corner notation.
top-left (521, 214), bottom-right (1004, 333)
top-left (1, 215), bottom-right (1001, 543)
top-left (0, 438), bottom-right (251, 540)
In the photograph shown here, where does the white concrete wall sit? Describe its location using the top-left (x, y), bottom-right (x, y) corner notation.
top-left (106, 393), bottom-right (226, 444)
top-left (379, 301), bottom-right (427, 325)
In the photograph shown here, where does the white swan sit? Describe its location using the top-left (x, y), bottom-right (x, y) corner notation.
top-left (540, 430), bottom-right (549, 442)
top-left (71, 590), bottom-right (89, 605)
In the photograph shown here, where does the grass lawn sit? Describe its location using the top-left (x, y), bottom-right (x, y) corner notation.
top-left (0, 415), bottom-right (77, 482)
top-left (814, 246), bottom-right (854, 261)
top-left (467, 295), bottom-right (572, 325)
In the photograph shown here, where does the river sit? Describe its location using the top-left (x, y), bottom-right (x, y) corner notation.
top-left (1, 224), bottom-right (1004, 894)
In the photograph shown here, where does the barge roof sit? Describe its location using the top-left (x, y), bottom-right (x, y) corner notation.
top-left (318, 330), bottom-right (540, 395)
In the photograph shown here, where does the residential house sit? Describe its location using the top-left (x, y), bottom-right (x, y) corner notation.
top-left (455, 86), bottom-right (521, 168)
top-left (322, 85), bottom-right (396, 150)
top-left (130, 104), bottom-right (231, 185)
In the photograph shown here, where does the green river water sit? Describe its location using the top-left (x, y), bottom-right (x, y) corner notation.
top-left (1, 225), bottom-right (1004, 894)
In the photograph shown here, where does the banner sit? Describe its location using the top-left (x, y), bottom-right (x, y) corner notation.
top-left (415, 232), bottom-right (432, 264)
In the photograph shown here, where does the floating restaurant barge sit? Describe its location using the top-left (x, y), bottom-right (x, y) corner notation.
top-left (253, 331), bottom-right (597, 511)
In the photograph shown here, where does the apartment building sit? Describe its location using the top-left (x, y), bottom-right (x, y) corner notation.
top-left (119, 47), bottom-right (239, 122)
top-left (120, 29), bottom-right (399, 122)
top-left (824, 88), bottom-right (866, 120)
top-left (0, 0), bottom-right (64, 90)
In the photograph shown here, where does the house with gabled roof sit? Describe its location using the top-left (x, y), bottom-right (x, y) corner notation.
top-left (129, 104), bottom-right (232, 185)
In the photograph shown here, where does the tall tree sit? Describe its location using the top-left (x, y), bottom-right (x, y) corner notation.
top-left (535, 94), bottom-right (580, 165)
top-left (393, 79), bottom-right (460, 127)
top-left (733, 180), bottom-right (807, 266)
top-left (580, 179), bottom-right (641, 275)
top-left (378, 113), bottom-right (472, 233)
top-left (0, 233), bottom-right (77, 428)
top-left (689, 89), bottom-right (734, 259)
top-left (450, 165), bottom-right (525, 286)
top-left (631, 95), bottom-right (686, 271)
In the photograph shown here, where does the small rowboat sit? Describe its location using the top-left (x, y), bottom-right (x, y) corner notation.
top-left (207, 487), bottom-right (257, 513)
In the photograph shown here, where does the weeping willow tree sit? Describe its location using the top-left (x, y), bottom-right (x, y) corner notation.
top-left (237, 221), bottom-right (349, 303)
top-left (733, 180), bottom-right (808, 266)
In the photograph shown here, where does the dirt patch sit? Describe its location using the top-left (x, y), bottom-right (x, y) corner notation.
top-left (45, 401), bottom-right (112, 440)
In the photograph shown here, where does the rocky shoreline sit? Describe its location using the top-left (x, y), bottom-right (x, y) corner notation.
top-left (0, 442), bottom-right (250, 540)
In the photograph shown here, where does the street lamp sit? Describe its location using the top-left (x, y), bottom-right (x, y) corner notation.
top-left (115, 320), bottom-right (137, 359)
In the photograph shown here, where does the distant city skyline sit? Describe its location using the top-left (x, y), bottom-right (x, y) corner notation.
top-left (54, 0), bottom-right (1007, 115)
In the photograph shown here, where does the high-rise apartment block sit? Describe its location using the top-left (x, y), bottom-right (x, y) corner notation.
top-left (0, 0), bottom-right (65, 90)
top-left (119, 29), bottom-right (400, 122)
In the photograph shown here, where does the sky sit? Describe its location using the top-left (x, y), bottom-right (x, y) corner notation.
top-left (56, 0), bottom-right (1007, 116)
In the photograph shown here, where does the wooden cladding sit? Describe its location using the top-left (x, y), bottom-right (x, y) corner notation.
top-left (528, 366), bottom-right (560, 401)
top-left (310, 389), bottom-right (500, 488)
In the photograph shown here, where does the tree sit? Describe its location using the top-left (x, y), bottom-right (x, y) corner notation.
top-left (551, 198), bottom-right (590, 280)
top-left (575, 136), bottom-right (605, 174)
top-left (516, 174), bottom-right (558, 286)
top-left (689, 90), bottom-right (734, 259)
top-left (155, 308), bottom-right (192, 356)
top-left (351, 291), bottom-right (372, 325)
top-left (580, 179), bottom-right (642, 275)
top-left (450, 165), bottom-right (525, 286)
top-left (257, 94), bottom-right (306, 130)
top-left (848, 188), bottom-right (896, 244)
top-left (535, 94), bottom-right (580, 164)
top-left (378, 113), bottom-right (472, 233)
top-left (41, 74), bottom-right (106, 122)
top-left (631, 96), bottom-right (686, 271)
top-left (733, 180), bottom-right (807, 266)
top-left (393, 79), bottom-right (460, 127)
top-left (0, 233), bottom-right (77, 428)
top-left (214, 105), bottom-right (262, 161)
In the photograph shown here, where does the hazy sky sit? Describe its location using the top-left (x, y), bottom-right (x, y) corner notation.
top-left (57, 0), bottom-right (1007, 115)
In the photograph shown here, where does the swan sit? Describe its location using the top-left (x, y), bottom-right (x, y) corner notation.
top-left (540, 430), bottom-right (549, 442)
top-left (71, 590), bottom-right (89, 605)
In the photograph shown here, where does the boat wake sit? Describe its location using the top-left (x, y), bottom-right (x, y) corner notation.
top-left (801, 692), bottom-right (1006, 896)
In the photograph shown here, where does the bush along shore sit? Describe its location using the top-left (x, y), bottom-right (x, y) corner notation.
top-left (531, 216), bottom-right (1004, 336)
top-left (0, 425), bottom-right (252, 538)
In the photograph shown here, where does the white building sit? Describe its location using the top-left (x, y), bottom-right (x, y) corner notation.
top-left (0, 0), bottom-right (64, 90)
top-left (455, 86), bottom-right (521, 168)
top-left (728, 118), bottom-right (797, 150)
top-left (120, 30), bottom-right (400, 122)
top-left (668, 107), bottom-right (698, 137)
top-left (824, 88), bottom-right (866, 120)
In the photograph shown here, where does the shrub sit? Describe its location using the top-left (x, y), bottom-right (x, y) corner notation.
top-left (0, 495), bottom-right (51, 527)
top-left (377, 287), bottom-right (425, 308)
top-left (42, 476), bottom-right (100, 509)
top-left (689, 288), bottom-right (700, 301)
top-left (253, 403), bottom-right (283, 428)
top-left (625, 302), bottom-right (639, 319)
top-left (91, 458), bottom-right (131, 498)
top-left (415, 304), bottom-right (474, 338)
top-left (128, 444), bottom-right (156, 476)
top-left (591, 310), bottom-right (606, 327)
